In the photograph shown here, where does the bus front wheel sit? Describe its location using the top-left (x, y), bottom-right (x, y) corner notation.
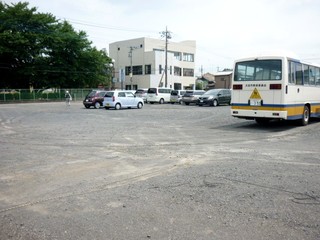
top-left (300, 105), bottom-right (310, 126)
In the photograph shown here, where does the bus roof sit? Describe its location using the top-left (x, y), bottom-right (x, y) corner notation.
top-left (234, 52), bottom-right (320, 68)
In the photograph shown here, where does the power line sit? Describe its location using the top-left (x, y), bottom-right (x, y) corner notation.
top-left (59, 17), bottom-right (157, 34)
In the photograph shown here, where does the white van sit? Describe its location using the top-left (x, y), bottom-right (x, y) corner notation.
top-left (147, 87), bottom-right (172, 104)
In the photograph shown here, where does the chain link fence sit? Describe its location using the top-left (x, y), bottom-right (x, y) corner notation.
top-left (0, 89), bottom-right (94, 103)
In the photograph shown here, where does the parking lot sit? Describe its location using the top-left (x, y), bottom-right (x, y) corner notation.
top-left (0, 102), bottom-right (319, 240)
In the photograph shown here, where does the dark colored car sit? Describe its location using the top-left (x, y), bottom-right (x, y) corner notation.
top-left (83, 90), bottom-right (107, 109)
top-left (198, 89), bottom-right (231, 106)
top-left (181, 90), bottom-right (205, 105)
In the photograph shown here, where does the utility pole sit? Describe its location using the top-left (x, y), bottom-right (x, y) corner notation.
top-left (128, 46), bottom-right (140, 90)
top-left (129, 47), bottom-right (133, 90)
top-left (160, 27), bottom-right (172, 88)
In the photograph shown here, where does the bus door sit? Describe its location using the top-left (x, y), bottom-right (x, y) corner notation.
top-left (287, 61), bottom-right (303, 118)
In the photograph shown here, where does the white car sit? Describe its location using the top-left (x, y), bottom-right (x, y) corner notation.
top-left (103, 90), bottom-right (144, 110)
top-left (146, 87), bottom-right (172, 104)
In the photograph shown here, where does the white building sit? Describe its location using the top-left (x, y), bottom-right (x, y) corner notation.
top-left (109, 37), bottom-right (196, 90)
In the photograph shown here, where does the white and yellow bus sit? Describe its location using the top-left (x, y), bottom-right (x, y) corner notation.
top-left (231, 54), bottom-right (320, 125)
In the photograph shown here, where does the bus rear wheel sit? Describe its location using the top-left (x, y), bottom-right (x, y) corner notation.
top-left (300, 105), bottom-right (310, 126)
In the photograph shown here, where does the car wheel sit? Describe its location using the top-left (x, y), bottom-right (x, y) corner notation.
top-left (115, 103), bottom-right (121, 110)
top-left (94, 102), bottom-right (100, 109)
top-left (84, 105), bottom-right (90, 109)
top-left (159, 98), bottom-right (164, 104)
top-left (137, 102), bottom-right (143, 109)
top-left (213, 99), bottom-right (218, 107)
top-left (300, 105), bottom-right (310, 126)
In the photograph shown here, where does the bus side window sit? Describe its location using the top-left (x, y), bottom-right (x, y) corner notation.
top-left (303, 64), bottom-right (310, 85)
top-left (316, 67), bottom-right (320, 86)
top-left (309, 66), bottom-right (316, 86)
top-left (295, 63), bottom-right (303, 85)
top-left (288, 61), bottom-right (295, 84)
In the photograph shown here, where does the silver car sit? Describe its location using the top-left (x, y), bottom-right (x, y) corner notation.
top-left (181, 90), bottom-right (205, 105)
top-left (134, 88), bottom-right (148, 102)
top-left (103, 91), bottom-right (144, 110)
top-left (170, 90), bottom-right (186, 104)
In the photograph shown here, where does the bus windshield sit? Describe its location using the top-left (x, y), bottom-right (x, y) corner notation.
top-left (234, 60), bottom-right (282, 81)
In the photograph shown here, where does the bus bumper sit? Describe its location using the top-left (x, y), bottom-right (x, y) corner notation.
top-left (231, 109), bottom-right (288, 119)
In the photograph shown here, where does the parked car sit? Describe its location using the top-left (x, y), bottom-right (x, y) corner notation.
top-left (103, 90), bottom-right (144, 110)
top-left (181, 90), bottom-right (205, 105)
top-left (170, 90), bottom-right (186, 104)
top-left (146, 87), bottom-right (172, 104)
top-left (198, 89), bottom-right (231, 106)
top-left (134, 88), bottom-right (148, 102)
top-left (83, 90), bottom-right (107, 109)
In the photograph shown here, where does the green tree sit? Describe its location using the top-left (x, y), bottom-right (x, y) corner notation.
top-left (0, 1), bottom-right (112, 89)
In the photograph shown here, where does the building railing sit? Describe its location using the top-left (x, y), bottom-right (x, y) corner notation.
top-left (0, 89), bottom-right (93, 103)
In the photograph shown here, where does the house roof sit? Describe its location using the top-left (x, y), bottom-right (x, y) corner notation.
top-left (201, 73), bottom-right (215, 81)
top-left (214, 71), bottom-right (233, 76)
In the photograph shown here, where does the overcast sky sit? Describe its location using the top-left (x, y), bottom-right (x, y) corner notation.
top-left (5, 0), bottom-right (320, 74)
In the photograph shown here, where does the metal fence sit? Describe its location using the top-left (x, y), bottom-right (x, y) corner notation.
top-left (0, 89), bottom-right (93, 103)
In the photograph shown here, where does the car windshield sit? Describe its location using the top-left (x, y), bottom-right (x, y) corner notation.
top-left (88, 91), bottom-right (97, 97)
top-left (204, 89), bottom-right (220, 95)
top-left (171, 90), bottom-right (178, 96)
top-left (184, 91), bottom-right (194, 96)
top-left (98, 91), bottom-right (106, 97)
top-left (147, 88), bottom-right (157, 94)
top-left (135, 90), bottom-right (145, 94)
top-left (105, 92), bottom-right (114, 97)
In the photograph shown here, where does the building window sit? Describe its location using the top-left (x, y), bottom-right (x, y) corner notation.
top-left (133, 65), bottom-right (143, 75)
top-left (125, 66), bottom-right (131, 76)
top-left (174, 67), bottom-right (181, 76)
top-left (183, 68), bottom-right (194, 77)
top-left (183, 53), bottom-right (194, 62)
top-left (159, 64), bottom-right (162, 74)
top-left (125, 66), bottom-right (142, 75)
top-left (145, 65), bottom-right (151, 75)
top-left (170, 66), bottom-right (172, 75)
top-left (125, 84), bottom-right (138, 90)
top-left (174, 52), bottom-right (182, 61)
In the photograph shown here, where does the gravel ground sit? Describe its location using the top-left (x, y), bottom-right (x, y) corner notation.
top-left (0, 101), bottom-right (319, 240)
